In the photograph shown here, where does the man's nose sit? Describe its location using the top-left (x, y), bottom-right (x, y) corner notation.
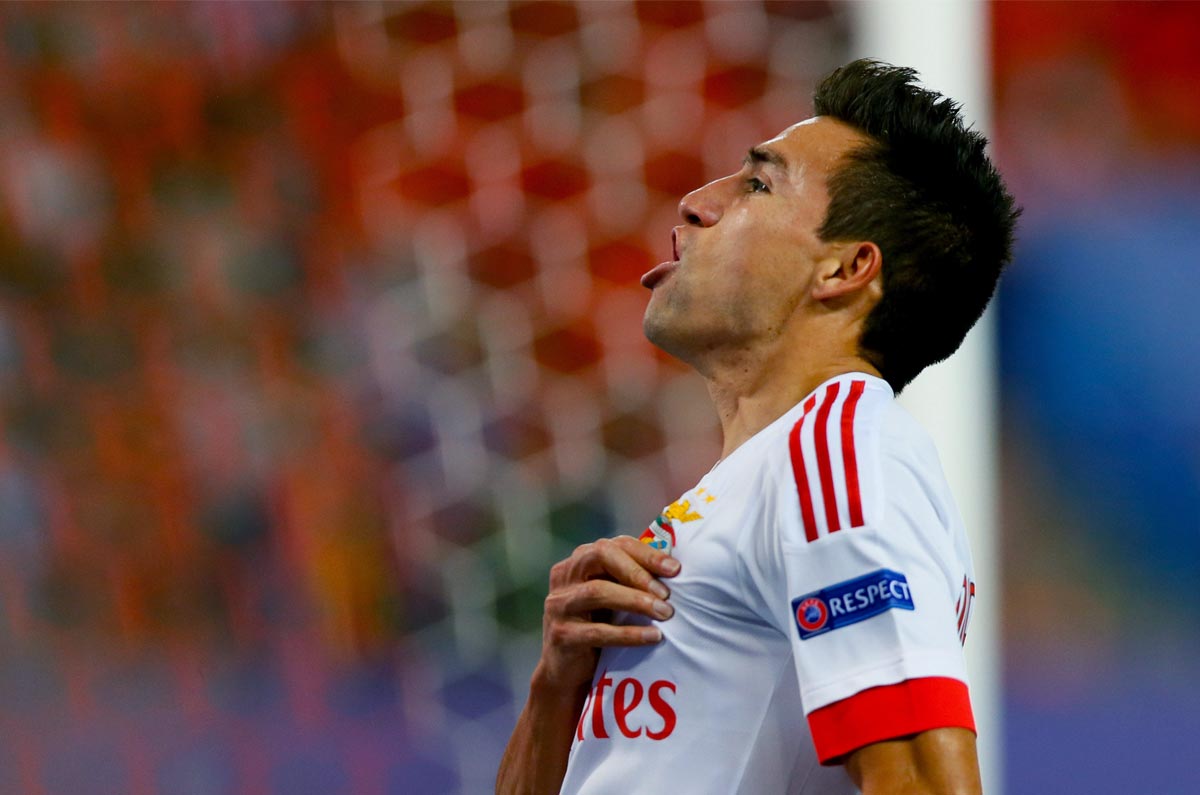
top-left (678, 178), bottom-right (726, 227)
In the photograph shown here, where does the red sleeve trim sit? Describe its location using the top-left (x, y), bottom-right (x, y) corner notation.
top-left (807, 676), bottom-right (975, 765)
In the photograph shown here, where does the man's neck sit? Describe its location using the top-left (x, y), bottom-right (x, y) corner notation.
top-left (702, 343), bottom-right (881, 461)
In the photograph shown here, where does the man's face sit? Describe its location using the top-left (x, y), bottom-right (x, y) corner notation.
top-left (641, 116), bottom-right (866, 363)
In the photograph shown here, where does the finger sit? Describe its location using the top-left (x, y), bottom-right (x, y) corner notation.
top-left (559, 578), bottom-right (675, 622)
top-left (601, 537), bottom-right (680, 599)
top-left (557, 537), bottom-right (680, 600)
top-left (549, 619), bottom-right (663, 649)
top-left (569, 538), bottom-right (667, 600)
top-left (612, 535), bottom-right (682, 578)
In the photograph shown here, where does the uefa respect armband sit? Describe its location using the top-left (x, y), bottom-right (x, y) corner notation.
top-left (791, 569), bottom-right (915, 641)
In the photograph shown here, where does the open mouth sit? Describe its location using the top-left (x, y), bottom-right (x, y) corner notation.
top-left (640, 229), bottom-right (682, 289)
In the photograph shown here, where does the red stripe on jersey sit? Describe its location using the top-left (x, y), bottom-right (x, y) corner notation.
top-left (956, 575), bottom-right (969, 633)
top-left (813, 382), bottom-right (842, 534)
top-left (807, 677), bottom-right (976, 765)
top-left (788, 395), bottom-right (819, 542)
top-left (960, 581), bottom-right (976, 645)
top-left (840, 380), bottom-right (866, 527)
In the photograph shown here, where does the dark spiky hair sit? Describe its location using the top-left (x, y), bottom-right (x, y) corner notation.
top-left (813, 59), bottom-right (1020, 392)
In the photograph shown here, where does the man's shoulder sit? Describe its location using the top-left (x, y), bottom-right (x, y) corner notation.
top-left (874, 396), bottom-right (945, 475)
top-left (776, 371), bottom-right (896, 456)
top-left (764, 372), bottom-right (959, 533)
top-left (718, 372), bottom-right (933, 496)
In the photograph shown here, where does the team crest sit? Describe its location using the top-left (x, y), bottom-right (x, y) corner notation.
top-left (639, 518), bottom-right (676, 553)
top-left (639, 488), bottom-right (716, 556)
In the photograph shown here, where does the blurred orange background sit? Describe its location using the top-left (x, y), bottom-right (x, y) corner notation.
top-left (0, 3), bottom-right (1196, 794)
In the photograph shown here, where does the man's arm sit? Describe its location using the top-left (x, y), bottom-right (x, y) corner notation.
top-left (494, 672), bottom-right (591, 795)
top-left (846, 727), bottom-right (982, 795)
top-left (495, 536), bottom-right (680, 795)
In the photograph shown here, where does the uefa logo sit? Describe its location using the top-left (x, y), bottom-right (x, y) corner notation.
top-left (795, 597), bottom-right (829, 633)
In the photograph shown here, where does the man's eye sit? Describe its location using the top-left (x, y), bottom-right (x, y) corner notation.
top-left (747, 177), bottom-right (769, 193)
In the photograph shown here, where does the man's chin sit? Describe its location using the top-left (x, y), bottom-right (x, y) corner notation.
top-left (643, 311), bottom-right (696, 363)
top-left (642, 310), bottom-right (675, 351)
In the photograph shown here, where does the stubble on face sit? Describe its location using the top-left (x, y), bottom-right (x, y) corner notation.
top-left (642, 267), bottom-right (761, 366)
top-left (642, 117), bottom-right (864, 369)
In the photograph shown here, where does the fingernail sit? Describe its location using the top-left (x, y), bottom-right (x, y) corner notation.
top-left (652, 600), bottom-right (673, 620)
top-left (661, 558), bottom-right (680, 575)
top-left (643, 626), bottom-right (662, 642)
top-left (649, 580), bottom-right (669, 599)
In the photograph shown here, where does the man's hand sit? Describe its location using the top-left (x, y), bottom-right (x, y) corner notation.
top-left (538, 535), bottom-right (681, 692)
top-left (496, 535), bottom-right (681, 795)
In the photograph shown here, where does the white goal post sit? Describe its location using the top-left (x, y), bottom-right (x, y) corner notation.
top-left (849, 3), bottom-right (1003, 792)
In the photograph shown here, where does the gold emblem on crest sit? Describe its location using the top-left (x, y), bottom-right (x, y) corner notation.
top-left (663, 488), bottom-right (716, 523)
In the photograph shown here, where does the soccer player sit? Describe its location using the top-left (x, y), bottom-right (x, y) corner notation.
top-left (497, 59), bottom-right (1019, 795)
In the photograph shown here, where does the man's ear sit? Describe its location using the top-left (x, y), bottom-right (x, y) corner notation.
top-left (811, 241), bottom-right (883, 301)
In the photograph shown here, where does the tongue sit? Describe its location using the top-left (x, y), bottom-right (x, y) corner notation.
top-left (641, 261), bottom-right (675, 289)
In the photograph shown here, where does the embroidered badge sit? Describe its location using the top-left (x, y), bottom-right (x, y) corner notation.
top-left (639, 487), bottom-right (715, 555)
top-left (791, 569), bottom-right (914, 640)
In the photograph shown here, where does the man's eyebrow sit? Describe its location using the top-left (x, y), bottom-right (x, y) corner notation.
top-left (744, 146), bottom-right (788, 171)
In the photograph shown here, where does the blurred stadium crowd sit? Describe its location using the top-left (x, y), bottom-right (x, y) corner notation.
top-left (0, 3), bottom-right (847, 793)
top-left (0, 2), bottom-right (1197, 794)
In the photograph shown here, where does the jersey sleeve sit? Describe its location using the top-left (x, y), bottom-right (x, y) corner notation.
top-left (752, 378), bottom-right (976, 764)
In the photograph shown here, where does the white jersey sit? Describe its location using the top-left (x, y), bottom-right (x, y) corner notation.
top-left (560, 372), bottom-right (977, 794)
